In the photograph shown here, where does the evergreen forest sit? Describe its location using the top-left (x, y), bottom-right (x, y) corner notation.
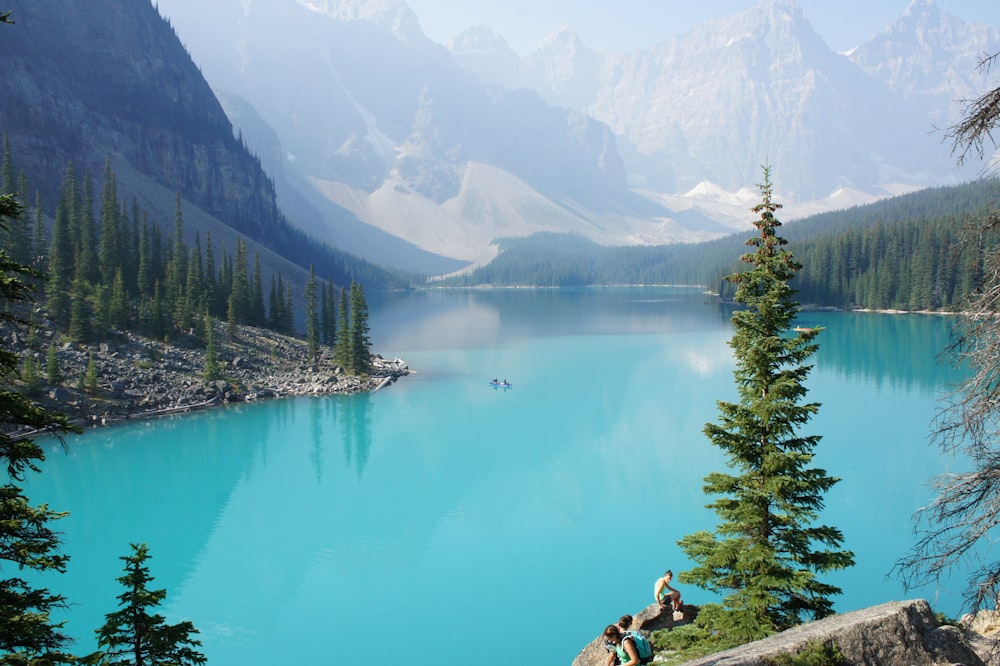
top-left (0, 143), bottom-right (376, 374)
top-left (448, 178), bottom-right (1000, 311)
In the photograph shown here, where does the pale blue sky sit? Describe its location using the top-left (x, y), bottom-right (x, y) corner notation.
top-left (406, 0), bottom-right (1000, 54)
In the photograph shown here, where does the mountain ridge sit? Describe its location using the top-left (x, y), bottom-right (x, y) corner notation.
top-left (149, 0), bottom-right (1000, 274)
top-left (0, 0), bottom-right (404, 292)
top-left (6, 0), bottom-right (999, 277)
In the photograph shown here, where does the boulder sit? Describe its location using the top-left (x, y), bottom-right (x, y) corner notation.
top-left (678, 599), bottom-right (983, 666)
top-left (48, 386), bottom-right (73, 403)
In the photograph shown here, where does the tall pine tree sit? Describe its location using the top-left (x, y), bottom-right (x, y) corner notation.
top-left (678, 167), bottom-right (854, 642)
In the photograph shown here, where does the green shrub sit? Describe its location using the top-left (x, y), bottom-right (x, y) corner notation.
top-left (935, 611), bottom-right (961, 628)
top-left (649, 611), bottom-right (743, 665)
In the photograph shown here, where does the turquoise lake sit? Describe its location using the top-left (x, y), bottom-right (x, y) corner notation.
top-left (23, 286), bottom-right (968, 665)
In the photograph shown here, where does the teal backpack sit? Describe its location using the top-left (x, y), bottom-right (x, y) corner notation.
top-left (623, 631), bottom-right (654, 665)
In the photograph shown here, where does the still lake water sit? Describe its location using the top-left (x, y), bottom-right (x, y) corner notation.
top-left (25, 287), bottom-right (968, 665)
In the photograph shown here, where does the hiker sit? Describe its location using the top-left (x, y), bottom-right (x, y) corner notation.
top-left (604, 616), bottom-right (634, 666)
top-left (603, 625), bottom-right (642, 666)
top-left (653, 569), bottom-right (682, 612)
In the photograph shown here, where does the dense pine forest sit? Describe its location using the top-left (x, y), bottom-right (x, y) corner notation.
top-left (448, 178), bottom-right (1000, 311)
top-left (0, 142), bottom-right (376, 374)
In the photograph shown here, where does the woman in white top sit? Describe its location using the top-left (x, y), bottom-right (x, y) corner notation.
top-left (653, 569), bottom-right (682, 612)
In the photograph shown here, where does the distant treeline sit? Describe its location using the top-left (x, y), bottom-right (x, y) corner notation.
top-left (445, 179), bottom-right (1000, 311)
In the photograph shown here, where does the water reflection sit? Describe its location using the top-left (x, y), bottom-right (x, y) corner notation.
top-left (371, 288), bottom-right (964, 392)
top-left (337, 394), bottom-right (373, 478)
top-left (371, 286), bottom-right (728, 354)
top-left (807, 311), bottom-right (961, 391)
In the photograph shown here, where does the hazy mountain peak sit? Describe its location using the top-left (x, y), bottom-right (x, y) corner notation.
top-left (539, 24), bottom-right (583, 49)
top-left (449, 24), bottom-right (514, 55)
top-left (902, 0), bottom-right (940, 21)
top-left (668, 0), bottom-right (823, 58)
top-left (849, 0), bottom-right (1000, 106)
top-left (756, 0), bottom-right (803, 17)
top-left (522, 23), bottom-right (600, 109)
top-left (746, 0), bottom-right (816, 41)
top-left (297, 0), bottom-right (424, 43)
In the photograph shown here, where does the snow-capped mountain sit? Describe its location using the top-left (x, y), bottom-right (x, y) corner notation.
top-left (154, 0), bottom-right (1000, 273)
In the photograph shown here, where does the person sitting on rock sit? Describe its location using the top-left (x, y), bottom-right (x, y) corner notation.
top-left (653, 569), bottom-right (682, 613)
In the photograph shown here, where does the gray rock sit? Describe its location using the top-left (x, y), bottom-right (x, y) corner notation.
top-left (48, 386), bottom-right (73, 402)
top-left (678, 599), bottom-right (983, 666)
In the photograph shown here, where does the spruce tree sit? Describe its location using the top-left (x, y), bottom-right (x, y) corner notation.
top-left (20, 354), bottom-right (40, 396)
top-left (333, 286), bottom-right (350, 369)
top-left (0, 135), bottom-right (30, 267)
top-left (678, 167), bottom-right (854, 642)
top-left (148, 281), bottom-right (167, 341)
top-left (227, 239), bottom-right (250, 327)
top-left (282, 282), bottom-right (294, 335)
top-left (87, 543), bottom-right (206, 666)
top-left (348, 281), bottom-right (372, 375)
top-left (46, 342), bottom-right (61, 386)
top-left (68, 276), bottom-right (91, 343)
top-left (84, 353), bottom-right (98, 394)
top-left (99, 157), bottom-right (120, 285)
top-left (304, 265), bottom-right (319, 366)
top-left (46, 171), bottom-right (75, 327)
top-left (77, 169), bottom-right (99, 286)
top-left (202, 313), bottom-right (221, 382)
top-left (166, 200), bottom-right (188, 332)
top-left (251, 252), bottom-right (265, 327)
top-left (267, 274), bottom-right (280, 331)
top-left (321, 281), bottom-right (336, 346)
top-left (149, 223), bottom-right (164, 297)
top-left (31, 191), bottom-right (46, 272)
top-left (0, 134), bottom-right (14, 197)
top-left (217, 243), bottom-right (232, 319)
top-left (203, 233), bottom-right (218, 319)
top-left (109, 268), bottom-right (129, 330)
top-left (136, 215), bottom-right (152, 299)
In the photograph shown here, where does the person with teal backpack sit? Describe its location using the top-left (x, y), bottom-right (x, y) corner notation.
top-left (602, 624), bottom-right (654, 665)
top-left (604, 615), bottom-right (634, 666)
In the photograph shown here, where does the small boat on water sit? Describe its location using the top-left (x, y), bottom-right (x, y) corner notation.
top-left (489, 379), bottom-right (513, 389)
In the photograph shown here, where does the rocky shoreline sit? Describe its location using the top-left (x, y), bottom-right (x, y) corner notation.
top-left (7, 322), bottom-right (409, 431)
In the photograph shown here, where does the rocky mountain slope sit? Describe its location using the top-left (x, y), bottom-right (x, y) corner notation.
top-left (0, 0), bottom-right (395, 294)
